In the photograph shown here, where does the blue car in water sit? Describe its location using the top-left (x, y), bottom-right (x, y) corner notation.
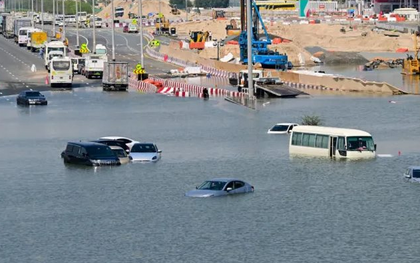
top-left (185, 178), bottom-right (254, 197)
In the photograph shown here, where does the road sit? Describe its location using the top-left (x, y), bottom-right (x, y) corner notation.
top-left (63, 26), bottom-right (175, 74)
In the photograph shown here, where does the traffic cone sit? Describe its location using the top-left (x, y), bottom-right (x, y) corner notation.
top-left (45, 76), bottom-right (49, 85)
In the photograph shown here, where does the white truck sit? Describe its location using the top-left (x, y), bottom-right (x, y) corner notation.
top-left (13, 18), bottom-right (32, 43)
top-left (84, 55), bottom-right (105, 79)
top-left (2, 14), bottom-right (14, 38)
top-left (102, 62), bottom-right (129, 91)
top-left (17, 27), bottom-right (34, 46)
top-left (44, 41), bottom-right (67, 70)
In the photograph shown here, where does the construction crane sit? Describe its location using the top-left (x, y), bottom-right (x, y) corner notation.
top-left (238, 0), bottom-right (290, 69)
top-left (402, 32), bottom-right (420, 75)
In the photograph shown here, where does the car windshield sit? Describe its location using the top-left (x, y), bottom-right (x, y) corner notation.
top-left (96, 49), bottom-right (106, 55)
top-left (20, 30), bottom-right (27, 35)
top-left (131, 144), bottom-right (156, 153)
top-left (112, 149), bottom-right (127, 158)
top-left (347, 136), bottom-right (375, 151)
top-left (25, 91), bottom-right (41, 98)
top-left (413, 170), bottom-right (420, 178)
top-left (53, 61), bottom-right (70, 70)
top-left (270, 125), bottom-right (289, 132)
top-left (86, 145), bottom-right (116, 158)
top-left (198, 181), bottom-right (227, 191)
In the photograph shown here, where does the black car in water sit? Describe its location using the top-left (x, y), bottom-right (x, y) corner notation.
top-left (91, 139), bottom-right (131, 153)
top-left (61, 142), bottom-right (121, 166)
top-left (16, 90), bottom-right (48, 105)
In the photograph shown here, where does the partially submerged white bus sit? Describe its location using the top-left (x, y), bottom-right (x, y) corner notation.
top-left (289, 126), bottom-right (376, 159)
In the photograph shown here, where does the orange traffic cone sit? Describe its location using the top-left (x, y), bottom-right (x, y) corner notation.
top-left (45, 76), bottom-right (49, 85)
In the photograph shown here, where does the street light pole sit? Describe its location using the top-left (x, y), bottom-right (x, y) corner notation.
top-left (52, 0), bottom-right (55, 37)
top-left (31, 0), bottom-right (34, 27)
top-left (246, 0), bottom-right (253, 98)
top-left (76, 0), bottom-right (79, 48)
top-left (62, 0), bottom-right (66, 41)
top-left (185, 0), bottom-right (188, 21)
top-left (138, 0), bottom-right (144, 66)
top-left (92, 0), bottom-right (96, 53)
top-left (111, 0), bottom-right (115, 60)
top-left (41, 0), bottom-right (44, 31)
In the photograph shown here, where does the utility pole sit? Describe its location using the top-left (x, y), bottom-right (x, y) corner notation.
top-left (138, 0), bottom-right (144, 66)
top-left (52, 0), bottom-right (55, 37)
top-left (41, 0), bottom-right (44, 31)
top-left (92, 0), bottom-right (96, 53)
top-left (62, 0), bottom-right (66, 41)
top-left (185, 0), bottom-right (188, 21)
top-left (246, 0), bottom-right (253, 98)
top-left (76, 0), bottom-right (79, 48)
top-left (31, 0), bottom-right (34, 27)
top-left (111, 0), bottom-right (115, 60)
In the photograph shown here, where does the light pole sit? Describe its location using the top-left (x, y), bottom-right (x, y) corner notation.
top-left (246, 0), bottom-right (253, 98)
top-left (111, 0), bottom-right (115, 60)
top-left (185, 0), bottom-right (188, 21)
top-left (138, 0), bottom-right (144, 66)
top-left (41, 0), bottom-right (44, 31)
top-left (92, 0), bottom-right (96, 53)
top-left (213, 38), bottom-right (224, 61)
top-left (52, 0), bottom-right (55, 37)
top-left (62, 0), bottom-right (66, 41)
top-left (75, 0), bottom-right (79, 48)
top-left (31, 0), bottom-right (34, 27)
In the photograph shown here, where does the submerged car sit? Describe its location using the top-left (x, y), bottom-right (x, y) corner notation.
top-left (267, 123), bottom-right (298, 134)
top-left (61, 142), bottom-right (121, 166)
top-left (129, 143), bottom-right (161, 162)
top-left (16, 90), bottom-right (48, 105)
top-left (128, 24), bottom-right (138, 33)
top-left (99, 136), bottom-right (139, 150)
top-left (91, 139), bottom-right (131, 153)
top-left (404, 166), bottom-right (420, 183)
top-left (185, 178), bottom-right (254, 197)
top-left (110, 146), bottom-right (131, 164)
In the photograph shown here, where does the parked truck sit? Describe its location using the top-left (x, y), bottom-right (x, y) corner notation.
top-left (28, 30), bottom-right (47, 52)
top-left (84, 55), bottom-right (105, 79)
top-left (14, 18), bottom-right (32, 42)
top-left (2, 14), bottom-right (14, 38)
top-left (102, 62), bottom-right (129, 91)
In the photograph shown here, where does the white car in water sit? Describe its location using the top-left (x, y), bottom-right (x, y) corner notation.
top-left (99, 136), bottom-right (139, 150)
top-left (267, 123), bottom-right (298, 134)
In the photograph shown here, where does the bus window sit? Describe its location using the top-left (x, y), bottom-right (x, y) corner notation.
top-left (53, 61), bottom-right (71, 70)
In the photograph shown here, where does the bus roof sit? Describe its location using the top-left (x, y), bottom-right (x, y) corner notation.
top-left (292, 126), bottom-right (372, 137)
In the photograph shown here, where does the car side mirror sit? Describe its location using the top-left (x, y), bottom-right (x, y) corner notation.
top-left (405, 174), bottom-right (411, 178)
top-left (195, 186), bottom-right (198, 189)
top-left (158, 150), bottom-right (162, 153)
top-left (374, 144), bottom-right (377, 151)
top-left (226, 187), bottom-right (233, 192)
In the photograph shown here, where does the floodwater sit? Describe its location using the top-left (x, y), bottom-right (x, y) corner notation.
top-left (1, 86), bottom-right (420, 263)
top-left (310, 52), bottom-right (420, 94)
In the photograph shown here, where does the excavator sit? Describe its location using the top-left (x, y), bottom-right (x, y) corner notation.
top-left (155, 15), bottom-right (176, 36)
top-left (238, 0), bottom-right (290, 69)
top-left (212, 10), bottom-right (226, 20)
top-left (170, 4), bottom-right (181, 15)
top-left (225, 19), bottom-right (241, 36)
top-left (402, 31), bottom-right (420, 75)
top-left (189, 31), bottom-right (209, 50)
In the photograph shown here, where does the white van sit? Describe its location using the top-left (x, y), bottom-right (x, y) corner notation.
top-left (44, 41), bottom-right (67, 70)
top-left (90, 17), bottom-right (103, 28)
top-left (289, 126), bottom-right (376, 159)
top-left (46, 51), bottom-right (64, 71)
top-left (49, 57), bottom-right (73, 88)
top-left (18, 27), bottom-right (34, 46)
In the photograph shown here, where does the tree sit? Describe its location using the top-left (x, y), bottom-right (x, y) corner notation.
top-left (195, 0), bottom-right (229, 8)
top-left (169, 0), bottom-right (194, 10)
top-left (301, 114), bottom-right (323, 126)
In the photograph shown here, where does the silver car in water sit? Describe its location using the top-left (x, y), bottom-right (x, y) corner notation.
top-left (129, 143), bottom-right (161, 162)
top-left (185, 178), bottom-right (254, 197)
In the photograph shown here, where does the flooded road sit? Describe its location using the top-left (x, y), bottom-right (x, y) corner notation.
top-left (1, 87), bottom-right (420, 262)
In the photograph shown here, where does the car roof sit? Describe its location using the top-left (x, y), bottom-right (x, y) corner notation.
top-left (207, 178), bottom-right (244, 183)
top-left (109, 146), bottom-right (124, 150)
top-left (68, 141), bottom-right (109, 147)
top-left (408, 166), bottom-right (420, 170)
top-left (23, 90), bottom-right (41, 93)
top-left (100, 136), bottom-right (132, 140)
top-left (273, 123), bottom-right (298, 126)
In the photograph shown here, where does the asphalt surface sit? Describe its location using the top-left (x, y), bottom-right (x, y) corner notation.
top-left (0, 25), bottom-right (178, 96)
top-left (63, 26), bottom-right (176, 74)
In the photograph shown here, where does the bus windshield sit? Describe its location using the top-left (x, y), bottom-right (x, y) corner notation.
top-left (19, 30), bottom-right (28, 35)
top-left (52, 61), bottom-right (70, 71)
top-left (47, 47), bottom-right (65, 53)
top-left (347, 136), bottom-right (375, 151)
